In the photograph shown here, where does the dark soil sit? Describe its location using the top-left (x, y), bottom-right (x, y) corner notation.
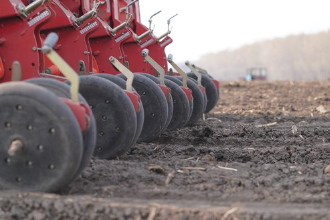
top-left (1, 81), bottom-right (330, 220)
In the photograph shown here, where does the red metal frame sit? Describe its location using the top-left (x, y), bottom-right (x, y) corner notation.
top-left (58, 0), bottom-right (171, 100)
top-left (110, 0), bottom-right (171, 75)
top-left (111, 0), bottom-right (172, 75)
top-left (0, 0), bottom-right (91, 132)
top-left (41, 0), bottom-right (99, 75)
top-left (0, 0), bottom-right (54, 82)
top-left (78, 0), bottom-right (134, 74)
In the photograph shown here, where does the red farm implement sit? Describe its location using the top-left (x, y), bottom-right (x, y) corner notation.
top-left (0, 0), bottom-right (220, 192)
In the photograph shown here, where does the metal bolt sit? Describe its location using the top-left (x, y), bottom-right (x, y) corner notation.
top-left (105, 100), bottom-right (110, 104)
top-left (173, 99), bottom-right (177, 104)
top-left (90, 105), bottom-right (93, 109)
top-left (5, 122), bottom-right (11, 128)
top-left (49, 164), bottom-right (55, 169)
top-left (37, 145), bottom-right (44, 151)
top-left (16, 105), bottom-right (23, 110)
top-left (5, 158), bottom-right (11, 163)
top-left (151, 113), bottom-right (155, 118)
top-left (32, 47), bottom-right (37, 51)
top-left (97, 147), bottom-right (102, 152)
top-left (102, 116), bottom-right (107, 121)
top-left (27, 125), bottom-right (33, 131)
top-left (8, 140), bottom-right (24, 156)
top-left (26, 161), bottom-right (33, 166)
top-left (99, 131), bottom-right (105, 136)
top-left (16, 177), bottom-right (22, 182)
top-left (49, 128), bottom-right (56, 134)
top-left (115, 127), bottom-right (120, 132)
top-left (142, 91), bottom-right (146, 95)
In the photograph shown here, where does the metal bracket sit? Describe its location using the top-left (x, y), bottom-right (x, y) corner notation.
top-left (74, 0), bottom-right (104, 26)
top-left (156, 13), bottom-right (178, 42)
top-left (149, 10), bottom-right (161, 30)
top-left (113, 0), bottom-right (138, 35)
top-left (192, 64), bottom-right (209, 76)
top-left (167, 54), bottom-right (188, 88)
top-left (42, 33), bottom-right (80, 103)
top-left (17, 0), bottom-right (49, 18)
top-left (141, 49), bottom-right (165, 86)
top-left (123, 0), bottom-right (139, 21)
top-left (108, 14), bottom-right (132, 36)
top-left (185, 61), bottom-right (202, 86)
top-left (134, 29), bottom-right (152, 43)
top-left (11, 61), bottom-right (22, 82)
top-left (109, 57), bottom-right (134, 92)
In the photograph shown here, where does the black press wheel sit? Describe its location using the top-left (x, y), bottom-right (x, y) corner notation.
top-left (26, 78), bottom-right (96, 179)
top-left (93, 74), bottom-right (144, 150)
top-left (188, 77), bottom-right (208, 114)
top-left (174, 76), bottom-right (205, 125)
top-left (0, 82), bottom-right (83, 192)
top-left (164, 75), bottom-right (194, 123)
top-left (148, 75), bottom-right (191, 130)
top-left (205, 73), bottom-right (220, 101)
top-left (187, 73), bottom-right (218, 113)
top-left (72, 76), bottom-right (137, 159)
top-left (136, 73), bottom-right (175, 131)
top-left (117, 73), bottom-right (168, 142)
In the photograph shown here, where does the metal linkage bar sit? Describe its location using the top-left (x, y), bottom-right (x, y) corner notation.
top-left (74, 0), bottom-right (104, 26)
top-left (149, 10), bottom-right (161, 29)
top-left (109, 56), bottom-right (134, 92)
top-left (193, 64), bottom-right (209, 76)
top-left (41, 33), bottom-right (80, 103)
top-left (17, 0), bottom-right (49, 18)
top-left (141, 49), bottom-right (165, 86)
top-left (167, 54), bottom-right (188, 88)
top-left (111, 0), bottom-right (139, 35)
top-left (156, 13), bottom-right (178, 42)
top-left (119, 0), bottom-right (139, 20)
top-left (134, 29), bottom-right (152, 42)
top-left (11, 61), bottom-right (22, 82)
top-left (185, 61), bottom-right (202, 86)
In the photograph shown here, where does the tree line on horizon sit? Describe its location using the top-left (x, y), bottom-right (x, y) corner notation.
top-left (196, 30), bottom-right (330, 81)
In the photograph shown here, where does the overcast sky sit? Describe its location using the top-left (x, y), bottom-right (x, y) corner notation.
top-left (139, 0), bottom-right (330, 63)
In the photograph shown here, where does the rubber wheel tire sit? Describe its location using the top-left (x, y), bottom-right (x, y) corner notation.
top-left (25, 78), bottom-right (97, 179)
top-left (206, 73), bottom-right (220, 101)
top-left (164, 75), bottom-right (194, 122)
top-left (174, 76), bottom-right (205, 125)
top-left (117, 73), bottom-right (168, 142)
top-left (93, 74), bottom-right (144, 150)
top-left (145, 75), bottom-right (191, 130)
top-left (70, 76), bottom-right (137, 159)
top-left (136, 73), bottom-right (176, 130)
top-left (0, 82), bottom-right (83, 192)
top-left (188, 77), bottom-right (208, 113)
top-left (188, 73), bottom-right (218, 113)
